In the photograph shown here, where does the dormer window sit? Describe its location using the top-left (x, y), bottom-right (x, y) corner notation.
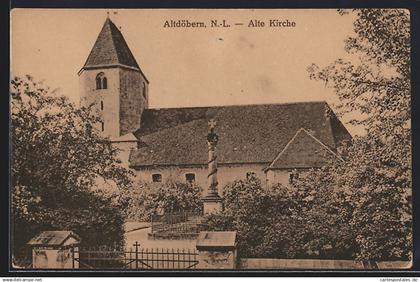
top-left (96, 72), bottom-right (107, 90)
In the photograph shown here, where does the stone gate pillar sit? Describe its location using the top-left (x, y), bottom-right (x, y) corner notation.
top-left (28, 231), bottom-right (81, 269)
top-left (196, 231), bottom-right (237, 269)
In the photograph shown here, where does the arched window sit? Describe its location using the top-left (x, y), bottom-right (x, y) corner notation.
top-left (96, 76), bottom-right (102, 89)
top-left (96, 72), bottom-right (107, 90)
top-left (102, 77), bottom-right (107, 89)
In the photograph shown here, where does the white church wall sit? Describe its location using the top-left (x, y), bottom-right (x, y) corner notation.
top-left (135, 166), bottom-right (206, 189)
top-left (218, 164), bottom-right (267, 190)
top-left (266, 170), bottom-right (290, 187)
top-left (266, 169), bottom-right (310, 188)
top-left (134, 163), bottom-right (268, 192)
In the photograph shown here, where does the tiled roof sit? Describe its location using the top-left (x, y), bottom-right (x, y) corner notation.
top-left (81, 18), bottom-right (140, 70)
top-left (130, 101), bottom-right (351, 168)
top-left (27, 231), bottom-right (80, 247)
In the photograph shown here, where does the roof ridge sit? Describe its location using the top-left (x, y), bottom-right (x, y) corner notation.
top-left (106, 18), bottom-right (121, 63)
top-left (108, 19), bottom-right (140, 68)
top-left (147, 101), bottom-right (328, 111)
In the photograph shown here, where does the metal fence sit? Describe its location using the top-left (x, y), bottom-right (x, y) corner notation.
top-left (150, 211), bottom-right (202, 239)
top-left (73, 242), bottom-right (199, 269)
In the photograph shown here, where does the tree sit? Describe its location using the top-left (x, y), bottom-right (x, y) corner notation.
top-left (342, 139), bottom-right (411, 261)
top-left (307, 9), bottom-right (411, 261)
top-left (202, 174), bottom-right (357, 259)
top-left (288, 167), bottom-right (356, 259)
top-left (11, 75), bottom-right (132, 265)
top-left (201, 177), bottom-right (268, 257)
top-left (120, 180), bottom-right (203, 221)
top-left (221, 177), bottom-right (274, 257)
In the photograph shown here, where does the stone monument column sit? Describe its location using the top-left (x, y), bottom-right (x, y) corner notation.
top-left (203, 119), bottom-right (222, 214)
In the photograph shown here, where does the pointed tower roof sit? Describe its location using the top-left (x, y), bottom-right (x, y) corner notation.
top-left (80, 18), bottom-right (141, 72)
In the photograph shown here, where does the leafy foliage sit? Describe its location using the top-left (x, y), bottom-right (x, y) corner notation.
top-left (11, 75), bottom-right (132, 265)
top-left (120, 180), bottom-right (203, 221)
top-left (307, 9), bottom-right (411, 261)
top-left (289, 167), bottom-right (356, 259)
top-left (308, 9), bottom-right (410, 131)
top-left (202, 175), bottom-right (355, 259)
top-left (221, 177), bottom-right (273, 257)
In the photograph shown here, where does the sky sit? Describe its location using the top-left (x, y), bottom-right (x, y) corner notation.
top-left (11, 9), bottom-right (362, 134)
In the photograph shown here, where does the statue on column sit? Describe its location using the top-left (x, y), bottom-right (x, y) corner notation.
top-left (203, 119), bottom-right (222, 214)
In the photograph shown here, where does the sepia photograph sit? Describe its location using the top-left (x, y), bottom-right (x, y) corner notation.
top-left (10, 8), bottom-right (412, 271)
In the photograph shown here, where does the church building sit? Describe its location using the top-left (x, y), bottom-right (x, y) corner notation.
top-left (79, 18), bottom-right (352, 189)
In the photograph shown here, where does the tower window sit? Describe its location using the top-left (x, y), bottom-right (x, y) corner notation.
top-left (142, 82), bottom-right (147, 99)
top-left (100, 101), bottom-right (104, 111)
top-left (96, 77), bottom-right (101, 89)
top-left (185, 173), bottom-right (195, 185)
top-left (152, 174), bottom-right (162, 183)
top-left (96, 72), bottom-right (107, 90)
top-left (101, 121), bottom-right (104, 132)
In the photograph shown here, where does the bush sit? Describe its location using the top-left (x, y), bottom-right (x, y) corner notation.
top-left (120, 181), bottom-right (203, 221)
top-left (201, 177), bottom-right (298, 258)
top-left (202, 174), bottom-right (356, 259)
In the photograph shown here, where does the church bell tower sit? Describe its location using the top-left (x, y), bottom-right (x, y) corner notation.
top-left (78, 17), bottom-right (149, 139)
